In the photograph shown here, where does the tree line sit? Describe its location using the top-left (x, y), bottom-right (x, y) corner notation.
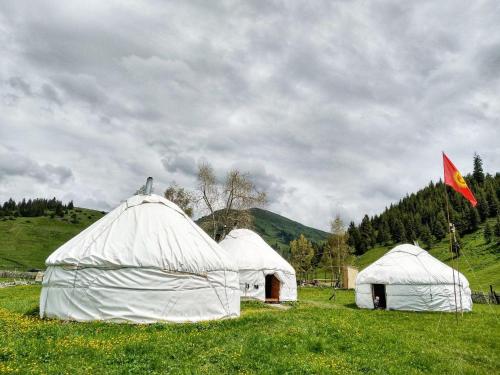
top-left (0, 198), bottom-right (74, 218)
top-left (347, 154), bottom-right (500, 254)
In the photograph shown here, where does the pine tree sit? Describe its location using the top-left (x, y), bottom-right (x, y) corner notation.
top-left (433, 212), bottom-right (447, 240)
top-left (68, 201), bottom-right (74, 210)
top-left (494, 217), bottom-right (500, 239)
top-left (467, 206), bottom-right (480, 232)
top-left (55, 203), bottom-right (64, 217)
top-left (391, 218), bottom-right (406, 244)
top-left (476, 193), bottom-right (489, 222)
top-left (359, 215), bottom-right (375, 251)
top-left (376, 219), bottom-right (391, 245)
top-left (473, 153), bottom-right (485, 184)
top-left (486, 187), bottom-right (499, 217)
top-left (483, 222), bottom-right (492, 243)
top-left (347, 222), bottom-right (362, 255)
top-left (419, 224), bottom-right (433, 249)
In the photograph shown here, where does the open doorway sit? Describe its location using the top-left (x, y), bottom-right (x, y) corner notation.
top-left (265, 274), bottom-right (280, 302)
top-left (372, 284), bottom-right (386, 309)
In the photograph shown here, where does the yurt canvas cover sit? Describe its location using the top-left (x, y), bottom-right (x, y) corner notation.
top-left (40, 194), bottom-right (240, 323)
top-left (219, 229), bottom-right (297, 302)
top-left (355, 244), bottom-right (472, 312)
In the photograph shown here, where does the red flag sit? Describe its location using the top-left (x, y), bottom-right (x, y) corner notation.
top-left (443, 153), bottom-right (477, 206)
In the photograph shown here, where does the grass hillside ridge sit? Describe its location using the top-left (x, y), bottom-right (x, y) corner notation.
top-left (355, 218), bottom-right (500, 290)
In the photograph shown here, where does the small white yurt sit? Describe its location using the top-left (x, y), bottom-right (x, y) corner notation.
top-left (40, 184), bottom-right (240, 323)
top-left (355, 244), bottom-right (472, 312)
top-left (219, 229), bottom-right (297, 302)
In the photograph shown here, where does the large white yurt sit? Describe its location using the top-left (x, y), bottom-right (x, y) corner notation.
top-left (355, 244), bottom-right (472, 312)
top-left (219, 229), bottom-right (297, 302)
top-left (40, 187), bottom-right (240, 323)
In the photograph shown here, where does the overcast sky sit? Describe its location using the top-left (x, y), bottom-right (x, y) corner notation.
top-left (1, 1), bottom-right (499, 230)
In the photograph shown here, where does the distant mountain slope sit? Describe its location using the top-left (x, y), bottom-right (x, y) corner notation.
top-left (249, 208), bottom-right (329, 250)
top-left (196, 207), bottom-right (329, 257)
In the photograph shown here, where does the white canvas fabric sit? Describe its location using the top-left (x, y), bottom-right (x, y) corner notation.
top-left (40, 194), bottom-right (240, 323)
top-left (219, 229), bottom-right (297, 302)
top-left (355, 244), bottom-right (472, 312)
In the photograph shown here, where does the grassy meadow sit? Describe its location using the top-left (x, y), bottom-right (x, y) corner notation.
top-left (0, 286), bottom-right (498, 374)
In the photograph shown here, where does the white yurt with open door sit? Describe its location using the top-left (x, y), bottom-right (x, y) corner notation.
top-left (219, 228), bottom-right (297, 302)
top-left (40, 179), bottom-right (240, 323)
top-left (355, 244), bottom-right (472, 312)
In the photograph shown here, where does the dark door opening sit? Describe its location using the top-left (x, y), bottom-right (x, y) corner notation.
top-left (372, 284), bottom-right (386, 309)
top-left (265, 274), bottom-right (280, 303)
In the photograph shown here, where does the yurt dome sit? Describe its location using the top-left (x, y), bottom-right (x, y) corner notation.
top-left (219, 229), bottom-right (297, 302)
top-left (355, 244), bottom-right (472, 312)
top-left (40, 193), bottom-right (240, 323)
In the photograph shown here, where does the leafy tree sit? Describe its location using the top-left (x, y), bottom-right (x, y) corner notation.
top-left (290, 234), bottom-right (314, 280)
top-left (322, 216), bottom-right (352, 285)
top-left (164, 183), bottom-right (195, 217)
top-left (196, 162), bottom-right (267, 239)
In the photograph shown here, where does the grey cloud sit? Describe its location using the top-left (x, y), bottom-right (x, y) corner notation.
top-left (40, 83), bottom-right (62, 105)
top-left (161, 155), bottom-right (197, 177)
top-left (8, 76), bottom-right (32, 96)
top-left (54, 73), bottom-right (107, 107)
top-left (228, 161), bottom-right (286, 205)
top-left (0, 150), bottom-right (73, 185)
top-left (476, 42), bottom-right (500, 80)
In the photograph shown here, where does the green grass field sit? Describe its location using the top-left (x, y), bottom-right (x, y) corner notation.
top-left (0, 209), bottom-right (104, 271)
top-left (355, 219), bottom-right (500, 291)
top-left (0, 286), bottom-right (498, 374)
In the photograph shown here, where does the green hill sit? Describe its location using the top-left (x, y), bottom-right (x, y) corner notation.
top-left (249, 208), bottom-right (329, 251)
top-left (0, 208), bottom-right (104, 271)
top-left (355, 218), bottom-right (500, 290)
top-left (196, 207), bottom-right (329, 257)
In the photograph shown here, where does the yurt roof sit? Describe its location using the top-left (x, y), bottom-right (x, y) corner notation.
top-left (356, 244), bottom-right (469, 286)
top-left (219, 229), bottom-right (295, 274)
top-left (46, 194), bottom-right (237, 273)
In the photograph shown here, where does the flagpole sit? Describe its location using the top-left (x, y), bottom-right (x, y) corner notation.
top-left (452, 227), bottom-right (464, 316)
top-left (443, 160), bottom-right (459, 323)
top-left (444, 185), bottom-right (459, 321)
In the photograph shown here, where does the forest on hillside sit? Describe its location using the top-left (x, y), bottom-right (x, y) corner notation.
top-left (347, 154), bottom-right (500, 254)
top-left (0, 198), bottom-right (74, 219)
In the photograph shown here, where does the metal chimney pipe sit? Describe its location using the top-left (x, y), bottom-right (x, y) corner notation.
top-left (145, 177), bottom-right (153, 195)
